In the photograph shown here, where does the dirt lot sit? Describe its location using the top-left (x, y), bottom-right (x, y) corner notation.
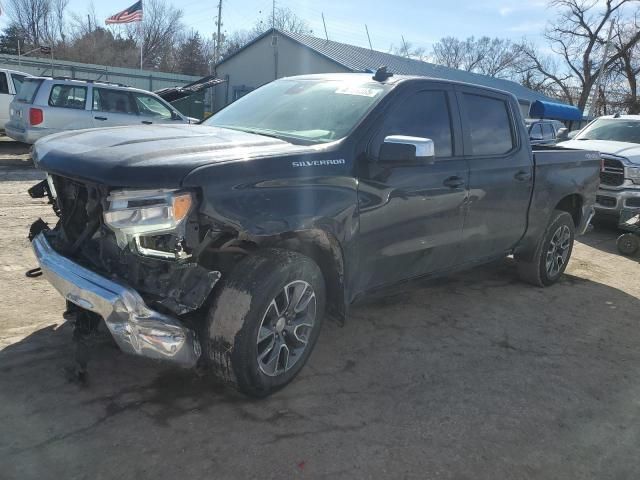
top-left (1, 141), bottom-right (639, 479)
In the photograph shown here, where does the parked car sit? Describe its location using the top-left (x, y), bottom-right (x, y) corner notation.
top-left (5, 77), bottom-right (195, 144)
top-left (526, 119), bottom-right (567, 145)
top-left (27, 72), bottom-right (600, 397)
top-left (0, 68), bottom-right (31, 129)
top-left (558, 114), bottom-right (640, 221)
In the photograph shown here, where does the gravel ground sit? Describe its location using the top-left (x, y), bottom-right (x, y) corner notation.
top-left (1, 141), bottom-right (639, 479)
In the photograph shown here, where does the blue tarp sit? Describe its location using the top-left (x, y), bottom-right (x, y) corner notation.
top-left (529, 100), bottom-right (583, 121)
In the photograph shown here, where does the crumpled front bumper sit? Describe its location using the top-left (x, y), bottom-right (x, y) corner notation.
top-left (32, 233), bottom-right (201, 367)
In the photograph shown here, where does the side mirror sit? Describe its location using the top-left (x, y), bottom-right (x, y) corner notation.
top-left (379, 135), bottom-right (435, 164)
top-left (556, 127), bottom-right (568, 140)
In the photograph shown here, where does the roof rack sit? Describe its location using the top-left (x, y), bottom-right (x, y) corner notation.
top-left (50, 76), bottom-right (130, 88)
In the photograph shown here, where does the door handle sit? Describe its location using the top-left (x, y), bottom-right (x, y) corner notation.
top-left (443, 176), bottom-right (465, 188)
top-left (141, 120), bottom-right (153, 125)
top-left (94, 116), bottom-right (107, 121)
top-left (514, 171), bottom-right (532, 182)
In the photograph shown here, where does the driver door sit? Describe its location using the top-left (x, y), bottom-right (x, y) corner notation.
top-left (356, 84), bottom-right (469, 292)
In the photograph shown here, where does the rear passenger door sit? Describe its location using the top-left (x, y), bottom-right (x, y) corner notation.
top-left (46, 84), bottom-right (92, 131)
top-left (456, 87), bottom-right (533, 262)
top-left (91, 88), bottom-right (139, 127)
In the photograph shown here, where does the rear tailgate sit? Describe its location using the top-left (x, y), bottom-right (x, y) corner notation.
top-left (8, 78), bottom-right (43, 130)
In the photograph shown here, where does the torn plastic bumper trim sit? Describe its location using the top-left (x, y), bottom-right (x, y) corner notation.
top-left (32, 232), bottom-right (203, 368)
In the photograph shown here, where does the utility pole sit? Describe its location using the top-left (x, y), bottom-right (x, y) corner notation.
top-left (365, 24), bottom-right (373, 50)
top-left (272, 0), bottom-right (275, 28)
top-left (588, 20), bottom-right (614, 119)
top-left (215, 0), bottom-right (223, 64)
top-left (322, 13), bottom-right (328, 41)
top-left (401, 35), bottom-right (409, 57)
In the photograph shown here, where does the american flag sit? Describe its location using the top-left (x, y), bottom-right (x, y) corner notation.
top-left (105, 1), bottom-right (143, 25)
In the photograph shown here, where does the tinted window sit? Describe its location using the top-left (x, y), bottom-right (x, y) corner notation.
top-left (542, 123), bottom-right (555, 139)
top-left (49, 85), bottom-right (87, 109)
top-left (0, 73), bottom-right (8, 94)
top-left (133, 92), bottom-right (173, 119)
top-left (11, 74), bottom-right (25, 94)
top-left (93, 88), bottom-right (136, 114)
top-left (15, 78), bottom-right (42, 104)
top-left (376, 90), bottom-right (453, 157)
top-left (464, 93), bottom-right (514, 155)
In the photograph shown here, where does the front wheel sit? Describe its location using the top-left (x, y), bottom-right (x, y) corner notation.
top-left (616, 233), bottom-right (639, 256)
top-left (203, 249), bottom-right (325, 397)
top-left (517, 210), bottom-right (575, 287)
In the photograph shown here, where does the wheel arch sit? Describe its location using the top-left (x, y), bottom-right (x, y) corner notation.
top-left (554, 193), bottom-right (584, 227)
top-left (247, 229), bottom-right (347, 323)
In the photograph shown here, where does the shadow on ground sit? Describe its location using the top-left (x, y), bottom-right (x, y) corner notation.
top-left (2, 258), bottom-right (640, 479)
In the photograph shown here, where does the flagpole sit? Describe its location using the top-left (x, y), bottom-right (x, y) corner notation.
top-left (139, 20), bottom-right (143, 70)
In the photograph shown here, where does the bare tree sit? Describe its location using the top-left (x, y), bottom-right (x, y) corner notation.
top-left (611, 11), bottom-right (640, 112)
top-left (525, 0), bottom-right (640, 110)
top-left (252, 6), bottom-right (312, 35)
top-left (6, 0), bottom-right (52, 46)
top-left (431, 36), bottom-right (525, 78)
top-left (390, 40), bottom-right (427, 61)
top-left (123, 0), bottom-right (184, 69)
top-left (431, 36), bottom-right (466, 68)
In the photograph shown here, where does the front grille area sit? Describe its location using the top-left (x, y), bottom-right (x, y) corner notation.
top-left (625, 197), bottom-right (640, 208)
top-left (51, 175), bottom-right (103, 246)
top-left (600, 157), bottom-right (625, 187)
top-left (596, 195), bottom-right (617, 208)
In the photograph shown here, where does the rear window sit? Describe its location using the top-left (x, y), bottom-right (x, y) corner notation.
top-left (15, 79), bottom-right (43, 104)
top-left (463, 93), bottom-right (515, 156)
top-left (49, 85), bottom-right (87, 109)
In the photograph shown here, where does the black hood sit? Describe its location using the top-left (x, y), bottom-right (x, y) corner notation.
top-left (33, 124), bottom-right (317, 188)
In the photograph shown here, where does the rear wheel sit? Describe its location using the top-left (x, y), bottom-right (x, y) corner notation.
top-left (517, 210), bottom-right (575, 287)
top-left (203, 249), bottom-right (325, 397)
top-left (616, 233), bottom-right (639, 256)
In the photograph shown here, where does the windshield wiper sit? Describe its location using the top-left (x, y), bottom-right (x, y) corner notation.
top-left (219, 126), bottom-right (285, 140)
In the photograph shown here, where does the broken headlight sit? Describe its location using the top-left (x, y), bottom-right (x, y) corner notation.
top-left (104, 189), bottom-right (194, 258)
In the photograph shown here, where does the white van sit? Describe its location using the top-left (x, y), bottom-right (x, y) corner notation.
top-left (0, 69), bottom-right (31, 128)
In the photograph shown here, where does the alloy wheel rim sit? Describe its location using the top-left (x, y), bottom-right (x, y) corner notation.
top-left (545, 225), bottom-right (571, 277)
top-left (256, 280), bottom-right (317, 377)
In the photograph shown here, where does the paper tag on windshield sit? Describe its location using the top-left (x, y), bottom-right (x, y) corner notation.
top-left (335, 86), bottom-right (380, 97)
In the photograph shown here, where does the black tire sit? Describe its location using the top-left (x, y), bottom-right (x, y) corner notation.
top-left (616, 233), bottom-right (639, 256)
top-left (203, 249), bottom-right (325, 397)
top-left (517, 210), bottom-right (575, 287)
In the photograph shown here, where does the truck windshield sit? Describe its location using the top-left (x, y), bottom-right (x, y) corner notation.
top-left (205, 78), bottom-right (387, 144)
top-left (576, 118), bottom-right (640, 144)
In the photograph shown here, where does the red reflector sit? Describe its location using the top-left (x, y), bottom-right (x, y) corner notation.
top-left (29, 108), bottom-right (43, 126)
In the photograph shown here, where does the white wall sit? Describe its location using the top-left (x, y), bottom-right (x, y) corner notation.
top-left (213, 33), bottom-right (350, 111)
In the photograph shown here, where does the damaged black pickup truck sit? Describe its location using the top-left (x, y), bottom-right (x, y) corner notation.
top-left (28, 71), bottom-right (600, 397)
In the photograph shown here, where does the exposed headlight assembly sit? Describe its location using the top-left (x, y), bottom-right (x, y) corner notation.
top-left (626, 166), bottom-right (640, 184)
top-left (104, 189), bottom-right (194, 258)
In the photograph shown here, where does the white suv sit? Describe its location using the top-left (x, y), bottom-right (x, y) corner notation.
top-left (5, 77), bottom-right (195, 144)
top-left (0, 68), bottom-right (31, 128)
